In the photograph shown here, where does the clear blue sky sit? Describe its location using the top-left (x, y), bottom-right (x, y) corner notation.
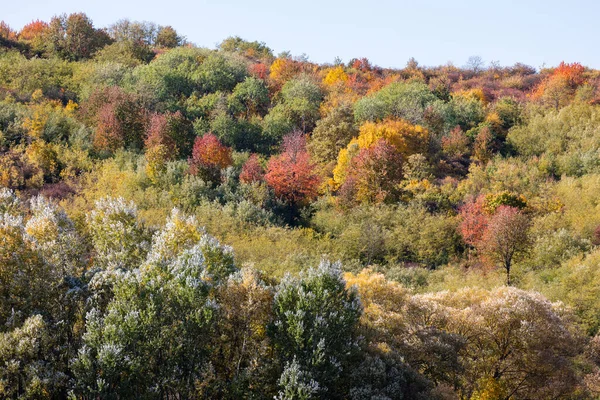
top-left (3, 0), bottom-right (599, 69)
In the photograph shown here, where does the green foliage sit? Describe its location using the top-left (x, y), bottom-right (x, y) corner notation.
top-left (354, 80), bottom-right (440, 125)
top-left (508, 103), bottom-right (600, 176)
top-left (2, 16), bottom-right (600, 398)
top-left (271, 260), bottom-right (362, 398)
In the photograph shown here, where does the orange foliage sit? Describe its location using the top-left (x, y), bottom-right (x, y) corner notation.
top-left (189, 133), bottom-right (232, 183)
top-left (532, 62), bottom-right (586, 104)
top-left (269, 58), bottom-right (301, 85)
top-left (554, 62), bottom-right (585, 86)
top-left (0, 21), bottom-right (17, 41)
top-left (19, 20), bottom-right (48, 41)
top-left (265, 133), bottom-right (320, 205)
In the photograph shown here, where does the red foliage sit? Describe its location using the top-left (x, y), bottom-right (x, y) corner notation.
top-left (249, 63), bottom-right (269, 80)
top-left (281, 131), bottom-right (308, 159)
top-left (189, 133), bottom-right (232, 182)
top-left (0, 21), bottom-right (17, 42)
top-left (458, 196), bottom-right (489, 248)
top-left (239, 154), bottom-right (264, 184)
top-left (145, 113), bottom-right (177, 158)
top-left (83, 87), bottom-right (147, 152)
top-left (479, 205), bottom-right (530, 284)
top-left (265, 133), bottom-right (320, 205)
top-left (94, 104), bottom-right (124, 151)
top-left (350, 57), bottom-right (372, 72)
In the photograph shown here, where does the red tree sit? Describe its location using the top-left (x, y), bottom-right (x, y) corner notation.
top-left (480, 206), bottom-right (530, 285)
top-left (458, 196), bottom-right (489, 248)
top-left (249, 63), bottom-right (269, 80)
top-left (145, 111), bottom-right (193, 158)
top-left (189, 133), bottom-right (232, 183)
top-left (239, 154), bottom-right (264, 184)
top-left (83, 87), bottom-right (147, 152)
top-left (264, 133), bottom-right (320, 205)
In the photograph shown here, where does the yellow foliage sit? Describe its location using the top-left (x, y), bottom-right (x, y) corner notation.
top-left (31, 89), bottom-right (44, 103)
top-left (484, 112), bottom-right (502, 130)
top-left (25, 140), bottom-right (59, 180)
top-left (470, 377), bottom-right (505, 400)
top-left (322, 66), bottom-right (349, 86)
top-left (355, 119), bottom-right (429, 154)
top-left (145, 145), bottom-right (171, 184)
top-left (454, 88), bottom-right (487, 104)
top-left (331, 142), bottom-right (359, 190)
top-left (269, 58), bottom-right (299, 84)
top-left (331, 119), bottom-right (429, 188)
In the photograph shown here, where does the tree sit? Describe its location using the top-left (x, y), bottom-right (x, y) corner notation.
top-left (271, 260), bottom-right (362, 398)
top-left (465, 55), bottom-right (485, 73)
top-left (429, 287), bottom-right (583, 399)
top-left (144, 113), bottom-right (178, 181)
top-left (480, 206), bottom-right (530, 285)
top-left (307, 103), bottom-right (358, 167)
top-left (458, 195), bottom-right (488, 249)
top-left (533, 62), bottom-right (586, 109)
top-left (219, 36), bottom-right (273, 59)
top-left (81, 86), bottom-right (147, 153)
top-left (189, 133), bottom-right (233, 184)
top-left (228, 76), bottom-right (270, 118)
top-left (239, 153), bottom-right (265, 184)
top-left (155, 25), bottom-right (182, 48)
top-left (47, 13), bottom-right (112, 60)
top-left (73, 210), bottom-right (237, 399)
top-left (276, 75), bottom-right (323, 133)
top-left (86, 197), bottom-right (149, 270)
top-left (18, 20), bottom-right (49, 56)
top-left (264, 133), bottom-right (320, 205)
top-left (332, 118), bottom-right (429, 191)
top-left (206, 267), bottom-right (276, 398)
top-left (339, 139), bottom-right (403, 205)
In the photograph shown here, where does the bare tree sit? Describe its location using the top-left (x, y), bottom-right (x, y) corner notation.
top-left (465, 55), bottom-right (485, 73)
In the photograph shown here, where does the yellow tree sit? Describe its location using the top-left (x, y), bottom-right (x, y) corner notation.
top-left (332, 118), bottom-right (429, 190)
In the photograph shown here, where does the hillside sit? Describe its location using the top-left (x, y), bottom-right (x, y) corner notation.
top-left (2, 13), bottom-right (600, 399)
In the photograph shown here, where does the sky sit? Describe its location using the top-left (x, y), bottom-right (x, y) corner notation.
top-left (3, 0), bottom-right (600, 69)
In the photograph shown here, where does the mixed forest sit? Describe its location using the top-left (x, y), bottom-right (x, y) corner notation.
top-left (3, 13), bottom-right (600, 399)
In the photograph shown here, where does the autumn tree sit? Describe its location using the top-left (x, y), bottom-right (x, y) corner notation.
top-left (264, 132), bottom-right (320, 205)
top-left (189, 133), bottom-right (233, 184)
top-left (339, 139), bottom-right (403, 205)
top-left (458, 195), bottom-right (489, 249)
top-left (81, 86), bottom-right (147, 152)
top-left (534, 62), bottom-right (586, 109)
top-left (332, 118), bottom-right (428, 192)
top-left (144, 113), bottom-right (178, 181)
top-left (239, 153), bottom-right (265, 184)
top-left (480, 205), bottom-right (530, 285)
top-left (429, 287), bottom-right (583, 399)
top-left (18, 20), bottom-right (49, 56)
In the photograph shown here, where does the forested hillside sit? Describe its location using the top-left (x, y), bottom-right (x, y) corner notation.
top-left (2, 13), bottom-right (600, 399)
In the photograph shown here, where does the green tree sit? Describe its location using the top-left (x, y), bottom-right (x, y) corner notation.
top-left (271, 260), bottom-right (362, 398)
